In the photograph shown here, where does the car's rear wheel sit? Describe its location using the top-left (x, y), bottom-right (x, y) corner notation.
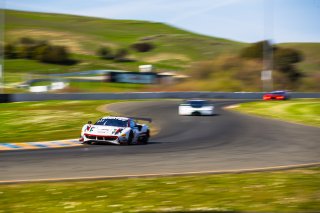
top-left (141, 130), bottom-right (150, 144)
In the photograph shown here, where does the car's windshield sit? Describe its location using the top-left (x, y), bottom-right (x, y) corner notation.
top-left (95, 118), bottom-right (128, 127)
top-left (187, 100), bottom-right (208, 108)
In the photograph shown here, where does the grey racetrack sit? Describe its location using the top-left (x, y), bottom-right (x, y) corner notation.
top-left (1, 100), bottom-right (319, 182)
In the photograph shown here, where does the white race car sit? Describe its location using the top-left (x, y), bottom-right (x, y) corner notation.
top-left (79, 116), bottom-right (151, 145)
top-left (179, 100), bottom-right (215, 116)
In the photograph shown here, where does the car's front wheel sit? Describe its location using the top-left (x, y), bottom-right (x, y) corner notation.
top-left (141, 130), bottom-right (150, 144)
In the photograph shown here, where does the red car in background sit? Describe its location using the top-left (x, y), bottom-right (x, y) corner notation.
top-left (263, 91), bottom-right (289, 100)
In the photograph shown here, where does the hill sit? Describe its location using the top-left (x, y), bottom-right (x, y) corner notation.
top-left (2, 9), bottom-right (319, 92)
top-left (3, 9), bottom-right (245, 71)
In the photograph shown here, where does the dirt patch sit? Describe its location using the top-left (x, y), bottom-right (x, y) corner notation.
top-left (143, 53), bottom-right (190, 63)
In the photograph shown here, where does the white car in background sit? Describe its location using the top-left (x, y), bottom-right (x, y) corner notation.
top-left (179, 100), bottom-right (215, 116)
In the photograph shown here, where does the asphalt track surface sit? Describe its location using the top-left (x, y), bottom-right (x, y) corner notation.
top-left (1, 100), bottom-right (319, 182)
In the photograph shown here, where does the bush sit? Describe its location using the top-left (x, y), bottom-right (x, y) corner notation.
top-left (240, 40), bottom-right (272, 59)
top-left (114, 48), bottom-right (129, 62)
top-left (4, 37), bottom-right (74, 65)
top-left (97, 46), bottom-right (114, 59)
top-left (131, 42), bottom-right (154, 52)
top-left (240, 41), bottom-right (304, 88)
top-left (274, 48), bottom-right (303, 71)
top-left (0, 44), bottom-right (3, 58)
top-left (4, 43), bottom-right (18, 59)
top-left (274, 48), bottom-right (303, 84)
top-left (38, 45), bottom-right (71, 64)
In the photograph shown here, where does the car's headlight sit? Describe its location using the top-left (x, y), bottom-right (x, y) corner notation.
top-left (121, 133), bottom-right (127, 137)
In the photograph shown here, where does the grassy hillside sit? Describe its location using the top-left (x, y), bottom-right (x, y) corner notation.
top-left (2, 9), bottom-right (320, 92)
top-left (3, 9), bottom-right (245, 71)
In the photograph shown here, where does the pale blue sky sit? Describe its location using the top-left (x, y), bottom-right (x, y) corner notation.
top-left (3, 0), bottom-right (320, 43)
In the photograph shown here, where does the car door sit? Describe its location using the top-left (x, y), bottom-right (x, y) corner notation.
top-left (129, 119), bottom-right (139, 143)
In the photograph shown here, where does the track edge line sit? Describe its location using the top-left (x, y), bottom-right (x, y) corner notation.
top-left (1, 162), bottom-right (319, 184)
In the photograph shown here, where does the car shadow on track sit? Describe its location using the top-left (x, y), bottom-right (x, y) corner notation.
top-left (185, 113), bottom-right (220, 117)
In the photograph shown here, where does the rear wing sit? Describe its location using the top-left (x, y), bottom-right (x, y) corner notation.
top-left (130, 117), bottom-right (152, 123)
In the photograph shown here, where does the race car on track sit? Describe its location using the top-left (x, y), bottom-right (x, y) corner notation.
top-left (79, 116), bottom-right (151, 145)
top-left (179, 99), bottom-right (215, 116)
top-left (263, 91), bottom-right (289, 100)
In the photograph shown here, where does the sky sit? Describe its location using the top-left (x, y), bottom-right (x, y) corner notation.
top-left (2, 0), bottom-right (320, 43)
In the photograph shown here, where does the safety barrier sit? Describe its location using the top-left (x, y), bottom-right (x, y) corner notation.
top-left (1, 92), bottom-right (319, 103)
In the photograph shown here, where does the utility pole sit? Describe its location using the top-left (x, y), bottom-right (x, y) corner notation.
top-left (261, 0), bottom-right (274, 91)
top-left (0, 3), bottom-right (4, 94)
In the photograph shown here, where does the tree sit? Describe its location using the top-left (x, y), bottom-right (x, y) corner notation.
top-left (274, 48), bottom-right (303, 70)
top-left (4, 43), bottom-right (18, 59)
top-left (240, 40), bottom-right (272, 59)
top-left (240, 41), bottom-right (304, 88)
top-left (97, 46), bottom-right (114, 59)
top-left (274, 48), bottom-right (303, 84)
top-left (38, 45), bottom-right (70, 64)
top-left (131, 42), bottom-right (154, 52)
top-left (5, 37), bottom-right (75, 65)
top-left (114, 48), bottom-right (129, 62)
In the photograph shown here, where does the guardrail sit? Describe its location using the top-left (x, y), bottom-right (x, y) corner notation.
top-left (0, 92), bottom-right (319, 103)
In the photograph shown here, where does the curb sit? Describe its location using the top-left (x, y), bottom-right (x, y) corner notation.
top-left (0, 139), bottom-right (81, 151)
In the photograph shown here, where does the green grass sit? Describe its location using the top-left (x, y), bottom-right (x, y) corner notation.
top-left (3, 9), bottom-right (245, 76)
top-left (1, 167), bottom-right (319, 212)
top-left (68, 82), bottom-right (148, 92)
top-left (2, 9), bottom-right (320, 92)
top-left (27, 81), bottom-right (148, 92)
top-left (231, 99), bottom-right (320, 127)
top-left (5, 10), bottom-right (245, 69)
top-left (0, 100), bottom-right (124, 142)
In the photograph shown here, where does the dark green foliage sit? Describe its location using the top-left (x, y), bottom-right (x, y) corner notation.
top-left (97, 46), bottom-right (114, 59)
top-left (274, 48), bottom-right (304, 83)
top-left (38, 45), bottom-right (69, 64)
top-left (4, 38), bottom-right (74, 65)
top-left (240, 41), bottom-right (304, 86)
top-left (114, 48), bottom-right (130, 62)
top-left (4, 43), bottom-right (18, 59)
top-left (0, 44), bottom-right (3, 58)
top-left (240, 40), bottom-right (272, 59)
top-left (274, 48), bottom-right (303, 70)
top-left (131, 42), bottom-right (154, 52)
